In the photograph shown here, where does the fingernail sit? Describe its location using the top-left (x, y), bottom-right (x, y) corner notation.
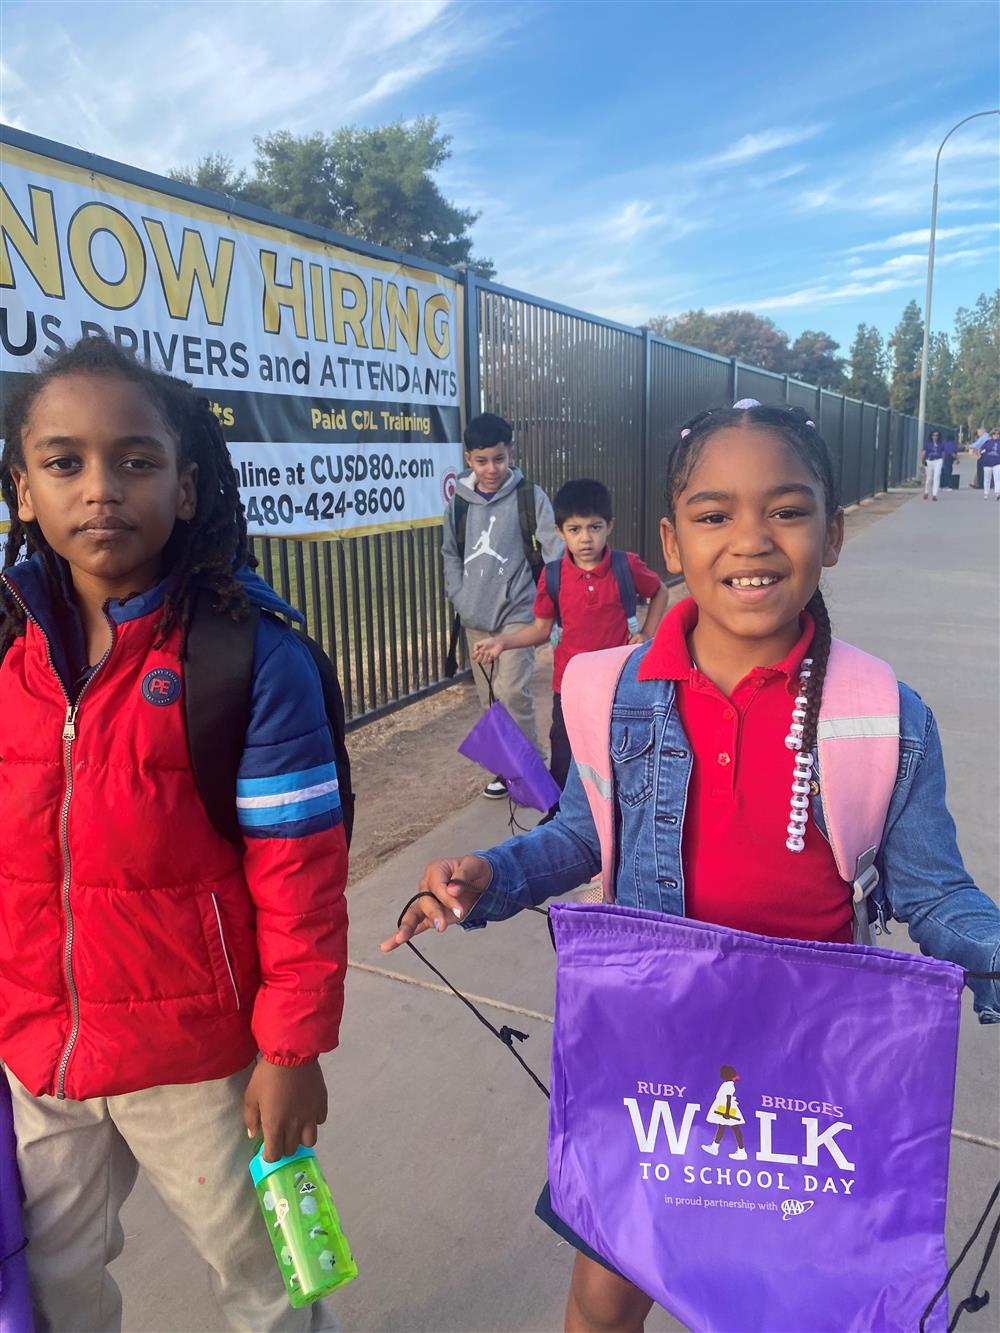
top-left (453, 907), bottom-right (463, 919)
top-left (434, 917), bottom-right (443, 930)
top-left (247, 1127), bottom-right (254, 1138)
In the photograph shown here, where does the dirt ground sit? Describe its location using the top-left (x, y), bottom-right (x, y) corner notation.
top-left (346, 489), bottom-right (915, 885)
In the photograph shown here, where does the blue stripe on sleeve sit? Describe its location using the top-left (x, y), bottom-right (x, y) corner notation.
top-left (236, 762), bottom-right (338, 800)
top-left (242, 807), bottom-right (345, 840)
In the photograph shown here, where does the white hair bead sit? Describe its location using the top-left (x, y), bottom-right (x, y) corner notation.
top-left (785, 659), bottom-right (815, 855)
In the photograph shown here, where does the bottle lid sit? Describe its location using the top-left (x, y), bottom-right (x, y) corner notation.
top-left (248, 1143), bottom-right (317, 1188)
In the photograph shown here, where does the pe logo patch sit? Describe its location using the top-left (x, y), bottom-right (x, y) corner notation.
top-left (141, 668), bottom-right (182, 706)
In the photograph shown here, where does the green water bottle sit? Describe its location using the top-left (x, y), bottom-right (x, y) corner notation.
top-left (249, 1144), bottom-right (358, 1308)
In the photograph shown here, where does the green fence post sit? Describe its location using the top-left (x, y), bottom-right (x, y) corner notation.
top-left (462, 266), bottom-right (480, 423)
top-left (640, 327), bottom-right (653, 562)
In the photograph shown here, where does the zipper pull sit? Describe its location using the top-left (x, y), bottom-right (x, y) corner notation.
top-left (63, 705), bottom-right (78, 742)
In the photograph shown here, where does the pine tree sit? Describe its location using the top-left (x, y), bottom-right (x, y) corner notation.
top-left (925, 332), bottom-right (955, 426)
top-left (888, 300), bottom-right (924, 414)
top-left (843, 324), bottom-right (889, 405)
top-left (950, 291), bottom-right (1000, 436)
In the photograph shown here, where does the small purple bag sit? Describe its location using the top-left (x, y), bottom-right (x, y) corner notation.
top-left (548, 902), bottom-right (964, 1333)
top-left (0, 1071), bottom-right (32, 1333)
top-left (458, 702), bottom-right (561, 812)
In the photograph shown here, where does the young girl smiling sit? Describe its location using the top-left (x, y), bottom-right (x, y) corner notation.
top-left (383, 401), bottom-right (1000, 1333)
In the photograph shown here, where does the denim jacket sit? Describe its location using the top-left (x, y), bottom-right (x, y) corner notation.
top-left (465, 645), bottom-right (1000, 1022)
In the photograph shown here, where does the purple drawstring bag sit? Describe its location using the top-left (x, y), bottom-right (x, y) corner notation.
top-left (548, 902), bottom-right (964, 1333)
top-left (458, 702), bottom-right (561, 812)
top-left (0, 1070), bottom-right (32, 1333)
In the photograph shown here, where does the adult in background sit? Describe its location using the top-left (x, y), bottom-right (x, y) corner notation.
top-left (979, 427), bottom-right (1000, 499)
top-left (971, 427), bottom-right (989, 488)
top-left (940, 434), bottom-right (958, 490)
top-left (922, 431), bottom-right (945, 501)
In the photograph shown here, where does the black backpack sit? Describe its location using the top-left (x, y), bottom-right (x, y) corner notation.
top-left (544, 549), bottom-right (637, 627)
top-left (445, 476), bottom-right (544, 675)
top-left (185, 590), bottom-right (354, 848)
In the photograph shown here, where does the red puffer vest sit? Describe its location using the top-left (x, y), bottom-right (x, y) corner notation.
top-left (0, 561), bottom-right (347, 1100)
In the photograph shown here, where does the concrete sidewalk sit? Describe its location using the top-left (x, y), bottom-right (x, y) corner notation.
top-left (116, 486), bottom-right (999, 1332)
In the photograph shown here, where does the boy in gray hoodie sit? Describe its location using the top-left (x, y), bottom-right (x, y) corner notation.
top-left (442, 413), bottom-right (563, 797)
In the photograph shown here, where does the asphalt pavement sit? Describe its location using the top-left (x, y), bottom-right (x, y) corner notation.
top-left (114, 484), bottom-right (999, 1332)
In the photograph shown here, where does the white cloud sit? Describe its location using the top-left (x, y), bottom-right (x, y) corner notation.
top-left (718, 243), bottom-right (995, 314)
top-left (848, 222), bottom-right (1000, 253)
top-left (601, 201), bottom-right (669, 244)
top-left (0, 1), bottom-right (515, 174)
top-left (697, 125), bottom-right (824, 169)
top-left (791, 118), bottom-right (999, 220)
top-left (714, 278), bottom-right (915, 314)
top-left (848, 246), bottom-right (993, 280)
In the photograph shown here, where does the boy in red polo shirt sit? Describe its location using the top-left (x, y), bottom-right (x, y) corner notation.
top-left (473, 479), bottom-right (669, 793)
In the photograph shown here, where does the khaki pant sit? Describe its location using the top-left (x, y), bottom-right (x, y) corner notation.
top-left (7, 1065), bottom-right (337, 1333)
top-left (464, 625), bottom-right (541, 755)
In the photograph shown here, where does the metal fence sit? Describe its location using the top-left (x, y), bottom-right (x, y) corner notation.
top-left (256, 266), bottom-right (949, 726)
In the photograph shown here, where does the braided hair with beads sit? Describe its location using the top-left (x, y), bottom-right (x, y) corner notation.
top-left (664, 401), bottom-right (836, 761)
top-left (0, 336), bottom-right (251, 664)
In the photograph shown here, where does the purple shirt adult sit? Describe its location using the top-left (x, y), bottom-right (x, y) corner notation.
top-left (923, 434), bottom-right (946, 462)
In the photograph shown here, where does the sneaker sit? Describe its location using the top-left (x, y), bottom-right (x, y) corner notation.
top-left (701, 1142), bottom-right (720, 1156)
top-left (482, 777), bottom-right (508, 800)
top-left (730, 1147), bottom-right (748, 1160)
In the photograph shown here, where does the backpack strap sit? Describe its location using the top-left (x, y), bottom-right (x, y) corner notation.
top-left (516, 478), bottom-right (543, 582)
top-left (561, 644), bottom-right (641, 899)
top-left (186, 594), bottom-right (355, 849)
top-left (292, 630), bottom-right (355, 847)
top-left (609, 549), bottom-right (639, 633)
top-left (185, 589), bottom-right (259, 846)
top-left (453, 494), bottom-right (469, 561)
top-left (817, 638), bottom-right (900, 940)
top-left (545, 559), bottom-right (562, 626)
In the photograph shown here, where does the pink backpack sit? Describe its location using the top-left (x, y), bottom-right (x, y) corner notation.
top-left (560, 639), bottom-right (900, 945)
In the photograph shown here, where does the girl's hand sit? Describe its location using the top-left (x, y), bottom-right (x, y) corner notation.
top-left (473, 637), bottom-right (503, 663)
top-left (244, 1058), bottom-right (328, 1162)
top-left (627, 630), bottom-right (648, 645)
top-left (380, 855), bottom-right (492, 952)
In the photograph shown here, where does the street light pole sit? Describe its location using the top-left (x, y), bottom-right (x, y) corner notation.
top-left (916, 109), bottom-right (1000, 452)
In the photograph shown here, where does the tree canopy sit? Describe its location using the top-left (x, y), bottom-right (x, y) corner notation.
top-left (843, 323), bottom-right (889, 405)
top-left (950, 290), bottom-right (999, 435)
top-left (888, 300), bottom-right (924, 415)
top-left (645, 309), bottom-right (845, 388)
top-left (789, 330), bottom-right (845, 390)
top-left (170, 117), bottom-right (494, 277)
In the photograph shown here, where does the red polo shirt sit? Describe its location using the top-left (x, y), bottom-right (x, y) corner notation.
top-left (638, 598), bottom-right (852, 943)
top-left (534, 549), bottom-right (662, 692)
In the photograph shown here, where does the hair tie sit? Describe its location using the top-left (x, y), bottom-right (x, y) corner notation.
top-left (732, 397), bottom-right (762, 410)
top-left (805, 419), bottom-right (815, 428)
top-left (680, 428), bottom-right (691, 439)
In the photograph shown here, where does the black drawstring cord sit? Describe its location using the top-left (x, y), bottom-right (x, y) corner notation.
top-left (396, 891), bottom-right (550, 1099)
top-left (0, 1236), bottom-right (28, 1266)
top-left (920, 1177), bottom-right (1000, 1331)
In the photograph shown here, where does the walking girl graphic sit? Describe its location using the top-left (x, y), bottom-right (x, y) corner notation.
top-left (702, 1064), bottom-right (747, 1159)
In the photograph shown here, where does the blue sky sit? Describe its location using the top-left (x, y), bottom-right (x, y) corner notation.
top-left (3, 0), bottom-right (997, 355)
